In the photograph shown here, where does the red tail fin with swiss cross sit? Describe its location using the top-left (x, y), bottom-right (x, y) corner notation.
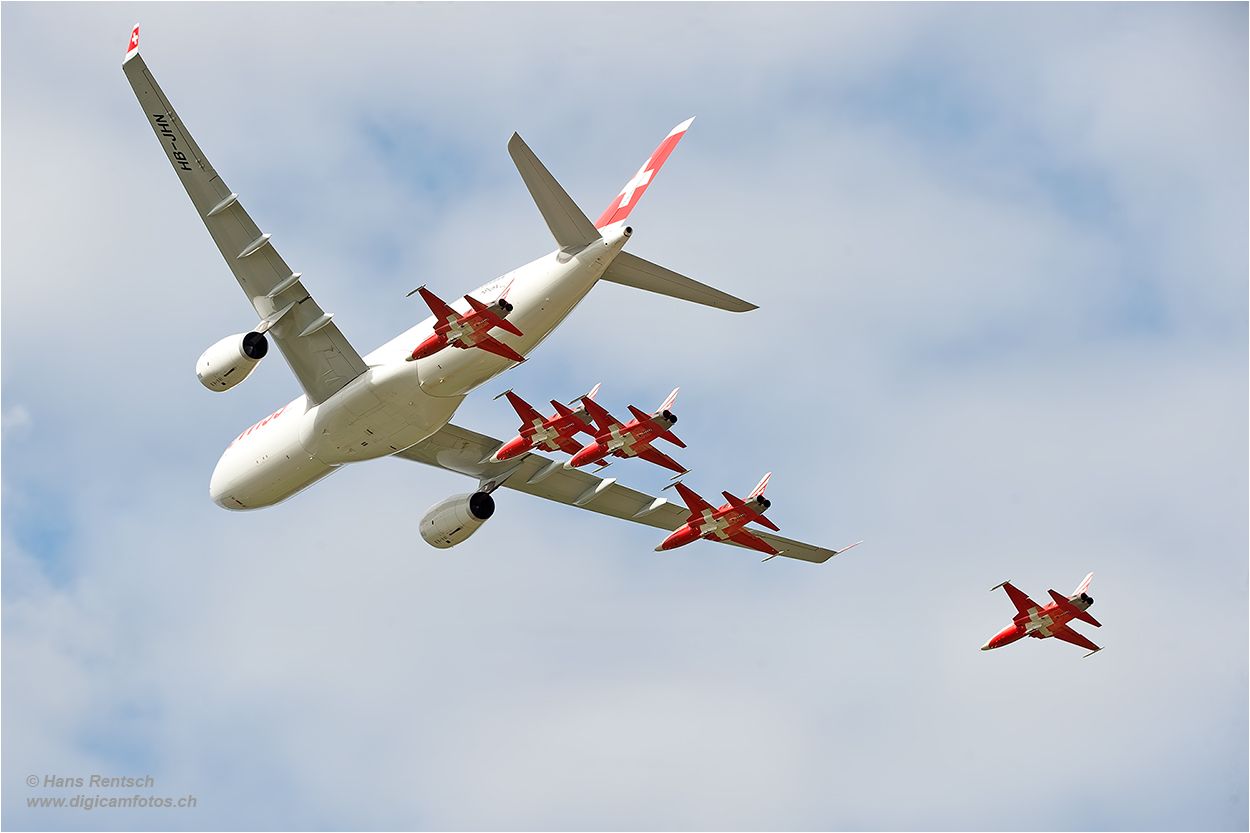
top-left (595, 118), bottom-right (694, 228)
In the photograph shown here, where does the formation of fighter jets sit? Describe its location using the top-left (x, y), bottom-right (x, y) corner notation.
top-left (123, 25), bottom-right (1103, 655)
top-left (489, 386), bottom-right (602, 463)
top-left (491, 384), bottom-right (688, 477)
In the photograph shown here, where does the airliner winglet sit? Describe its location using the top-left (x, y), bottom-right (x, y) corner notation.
top-left (125, 24), bottom-right (140, 62)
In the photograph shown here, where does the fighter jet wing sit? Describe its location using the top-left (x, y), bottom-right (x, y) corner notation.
top-left (123, 32), bottom-right (367, 405)
top-left (548, 435), bottom-right (589, 457)
top-left (671, 481), bottom-right (715, 517)
top-left (417, 287), bottom-right (462, 330)
top-left (997, 581), bottom-right (1042, 617)
top-left (501, 391), bottom-right (546, 427)
top-left (726, 528), bottom-right (780, 556)
top-left (579, 395), bottom-right (621, 435)
top-left (394, 423), bottom-right (849, 563)
top-left (1048, 624), bottom-right (1102, 655)
top-left (467, 332), bottom-right (527, 364)
top-left (633, 445), bottom-right (688, 475)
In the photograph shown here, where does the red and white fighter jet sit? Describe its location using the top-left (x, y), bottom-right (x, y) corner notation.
top-left (982, 573), bottom-right (1103, 656)
top-left (657, 473), bottom-right (863, 559)
top-left (659, 473), bottom-right (780, 555)
top-left (407, 285), bottom-right (525, 364)
top-left (566, 388), bottom-right (687, 474)
top-left (490, 384), bottom-right (602, 462)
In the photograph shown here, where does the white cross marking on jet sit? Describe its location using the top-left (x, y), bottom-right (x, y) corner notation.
top-left (697, 509), bottom-right (723, 537)
top-left (615, 161), bottom-right (654, 210)
top-left (1024, 609), bottom-right (1054, 634)
top-left (609, 428), bottom-right (640, 456)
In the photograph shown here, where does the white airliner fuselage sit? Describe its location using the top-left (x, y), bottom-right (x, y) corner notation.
top-left (211, 225), bottom-right (632, 509)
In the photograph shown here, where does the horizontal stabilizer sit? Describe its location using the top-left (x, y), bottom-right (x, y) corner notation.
top-left (508, 133), bottom-right (601, 252)
top-left (1047, 589), bottom-right (1102, 627)
top-left (600, 251), bottom-right (756, 312)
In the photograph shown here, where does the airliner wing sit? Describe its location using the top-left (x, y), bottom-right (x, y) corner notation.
top-left (395, 423), bottom-right (849, 564)
top-left (122, 34), bottom-right (367, 405)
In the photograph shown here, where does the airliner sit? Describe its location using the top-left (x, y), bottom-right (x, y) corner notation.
top-left (122, 26), bottom-right (858, 562)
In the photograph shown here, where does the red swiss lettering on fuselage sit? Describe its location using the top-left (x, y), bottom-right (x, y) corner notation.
top-left (228, 403), bottom-right (291, 448)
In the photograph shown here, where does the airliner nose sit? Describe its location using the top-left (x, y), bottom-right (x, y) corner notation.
top-left (209, 461), bottom-right (235, 510)
top-left (980, 640), bottom-right (994, 651)
top-left (210, 465), bottom-right (246, 511)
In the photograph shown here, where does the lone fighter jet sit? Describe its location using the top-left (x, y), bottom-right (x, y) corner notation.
top-left (982, 573), bottom-right (1103, 657)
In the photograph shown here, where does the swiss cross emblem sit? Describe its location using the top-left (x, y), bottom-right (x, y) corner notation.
top-left (128, 27), bottom-right (139, 52)
top-left (615, 160), bottom-right (654, 210)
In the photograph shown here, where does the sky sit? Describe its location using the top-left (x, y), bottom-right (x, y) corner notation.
top-left (2, 3), bottom-right (1246, 831)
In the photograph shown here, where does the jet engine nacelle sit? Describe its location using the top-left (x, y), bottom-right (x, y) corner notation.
top-left (419, 491), bottom-right (496, 548)
top-left (197, 332), bottom-right (269, 391)
top-left (654, 409), bottom-right (677, 427)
